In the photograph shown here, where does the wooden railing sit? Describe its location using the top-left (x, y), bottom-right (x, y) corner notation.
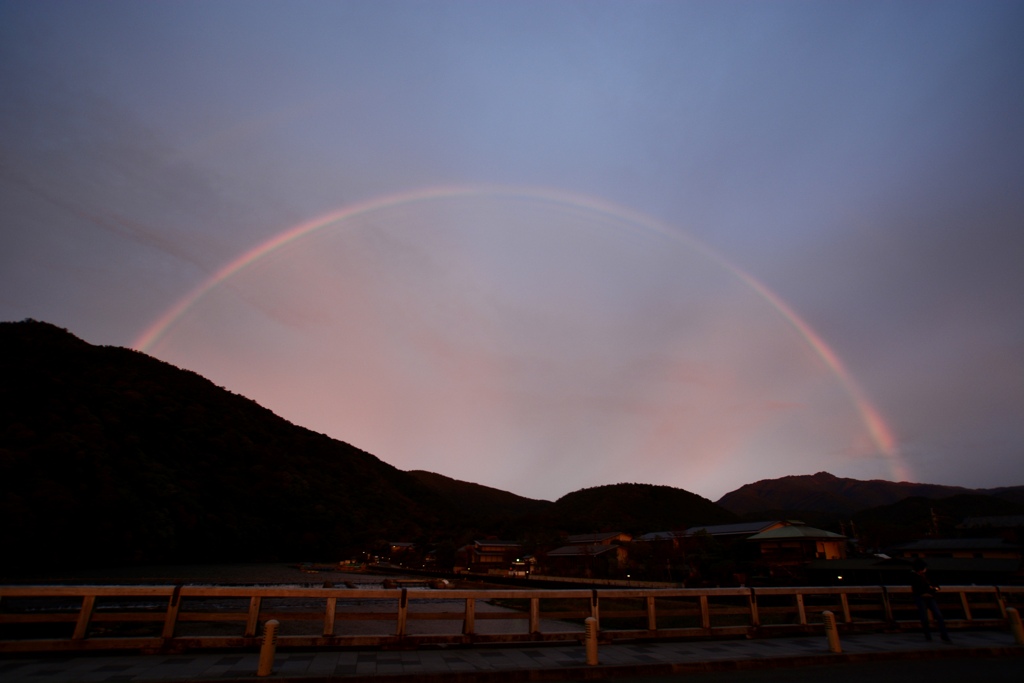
top-left (1, 583), bottom-right (1021, 654)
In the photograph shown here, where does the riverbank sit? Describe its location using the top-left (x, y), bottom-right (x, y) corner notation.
top-left (0, 563), bottom-right (385, 586)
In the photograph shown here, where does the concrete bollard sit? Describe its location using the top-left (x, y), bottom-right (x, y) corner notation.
top-left (1009, 607), bottom-right (1024, 646)
top-left (822, 610), bottom-right (842, 653)
top-left (257, 619), bottom-right (280, 677)
top-left (584, 616), bottom-right (599, 665)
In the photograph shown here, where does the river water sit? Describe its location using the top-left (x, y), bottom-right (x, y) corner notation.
top-left (13, 563), bottom-right (389, 587)
top-left (4, 564), bottom-right (582, 637)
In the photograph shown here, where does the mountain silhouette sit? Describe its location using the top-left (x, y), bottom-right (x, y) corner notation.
top-left (0, 320), bottom-right (460, 572)
top-left (3, 320), bottom-right (1021, 575)
top-left (716, 471), bottom-right (1023, 516)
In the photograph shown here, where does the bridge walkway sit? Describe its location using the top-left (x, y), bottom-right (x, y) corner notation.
top-left (0, 628), bottom-right (1020, 683)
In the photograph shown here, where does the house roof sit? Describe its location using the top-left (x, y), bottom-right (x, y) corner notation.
top-left (891, 538), bottom-right (1021, 551)
top-left (957, 515), bottom-right (1024, 529)
top-left (567, 532), bottom-right (629, 544)
top-left (806, 557), bottom-right (1021, 574)
top-left (636, 531), bottom-right (684, 542)
top-left (473, 540), bottom-right (522, 548)
top-left (747, 525), bottom-right (846, 541)
top-left (547, 544), bottom-right (620, 557)
top-left (685, 521), bottom-right (785, 537)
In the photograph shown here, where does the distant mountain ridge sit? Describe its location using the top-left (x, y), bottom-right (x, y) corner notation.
top-left (717, 471), bottom-right (1024, 516)
top-left (3, 319), bottom-right (1021, 575)
top-left (408, 470), bottom-right (551, 521)
top-left (407, 473), bottom-right (737, 534)
top-left (0, 320), bottom-right (737, 573)
top-left (547, 483), bottom-right (736, 532)
top-left (0, 320), bottom-right (461, 570)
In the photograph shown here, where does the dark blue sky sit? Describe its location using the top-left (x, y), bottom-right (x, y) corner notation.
top-left (2, 1), bottom-right (1022, 499)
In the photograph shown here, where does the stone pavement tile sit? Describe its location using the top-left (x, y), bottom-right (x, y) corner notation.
top-left (415, 652), bottom-right (450, 666)
top-left (306, 652), bottom-right (342, 674)
top-left (0, 662), bottom-right (37, 683)
top-left (0, 630), bottom-right (1018, 682)
top-left (278, 656), bottom-right (315, 675)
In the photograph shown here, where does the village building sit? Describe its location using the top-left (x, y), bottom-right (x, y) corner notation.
top-left (956, 515), bottom-right (1024, 544)
top-left (454, 540), bottom-right (523, 574)
top-left (889, 537), bottom-right (1022, 561)
top-left (381, 541), bottom-right (418, 566)
top-left (685, 521), bottom-right (789, 539)
top-left (566, 531), bottom-right (633, 545)
top-left (740, 524), bottom-right (849, 582)
top-left (747, 524), bottom-right (848, 564)
top-left (543, 543), bottom-right (628, 578)
top-left (808, 534), bottom-right (1023, 585)
top-left (540, 531), bottom-right (632, 578)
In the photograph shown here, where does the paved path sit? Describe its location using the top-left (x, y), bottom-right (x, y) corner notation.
top-left (0, 630), bottom-right (1020, 683)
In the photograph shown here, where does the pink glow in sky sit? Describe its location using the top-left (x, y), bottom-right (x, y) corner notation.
top-left (2, 1), bottom-right (1022, 500)
top-left (136, 189), bottom-right (908, 499)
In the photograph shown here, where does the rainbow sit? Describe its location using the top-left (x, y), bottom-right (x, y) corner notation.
top-left (133, 184), bottom-right (907, 479)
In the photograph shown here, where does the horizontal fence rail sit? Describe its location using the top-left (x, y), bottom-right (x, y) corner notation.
top-left (1, 583), bottom-right (1021, 654)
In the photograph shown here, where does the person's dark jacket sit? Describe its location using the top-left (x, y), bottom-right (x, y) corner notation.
top-left (910, 570), bottom-right (938, 598)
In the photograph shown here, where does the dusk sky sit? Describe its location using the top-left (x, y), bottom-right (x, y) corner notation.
top-left (2, 1), bottom-right (1022, 502)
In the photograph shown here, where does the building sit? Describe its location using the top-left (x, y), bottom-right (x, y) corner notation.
top-left (566, 531), bottom-right (632, 545)
top-left (454, 540), bottom-right (523, 574)
top-left (382, 542), bottom-right (417, 566)
top-left (543, 543), bottom-right (628, 578)
top-left (956, 516), bottom-right (1024, 544)
top-left (745, 528), bottom-right (847, 581)
top-left (889, 537), bottom-right (1022, 561)
top-left (685, 521), bottom-right (789, 540)
top-left (540, 531), bottom-right (632, 578)
top-left (806, 531), bottom-right (1023, 586)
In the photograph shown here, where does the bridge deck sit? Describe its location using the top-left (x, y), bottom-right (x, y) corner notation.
top-left (0, 628), bottom-right (1020, 683)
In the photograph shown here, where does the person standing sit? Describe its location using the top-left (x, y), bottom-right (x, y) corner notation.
top-left (909, 559), bottom-right (950, 642)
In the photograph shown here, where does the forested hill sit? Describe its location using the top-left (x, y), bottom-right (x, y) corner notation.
top-left (407, 473), bottom-right (738, 537)
top-left (0, 320), bottom-right (462, 572)
top-left (717, 471), bottom-right (1024, 516)
top-left (0, 321), bottom-right (743, 574)
top-left (408, 470), bottom-right (551, 522)
top-left (547, 483), bottom-right (736, 532)
top-left (11, 319), bottom-right (1014, 576)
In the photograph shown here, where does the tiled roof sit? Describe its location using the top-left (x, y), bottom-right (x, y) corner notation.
top-left (685, 521), bottom-right (785, 537)
top-left (567, 532), bottom-right (629, 544)
top-left (747, 525), bottom-right (846, 541)
top-left (547, 544), bottom-right (620, 557)
top-left (806, 557), bottom-right (1021, 574)
top-left (636, 531), bottom-right (684, 541)
top-left (891, 538), bottom-right (1021, 551)
top-left (473, 540), bottom-right (522, 548)
top-left (957, 515), bottom-right (1024, 528)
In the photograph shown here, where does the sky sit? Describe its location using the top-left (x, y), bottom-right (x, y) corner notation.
top-left (2, 1), bottom-right (1022, 502)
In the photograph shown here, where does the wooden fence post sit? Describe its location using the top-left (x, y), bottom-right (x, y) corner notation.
top-left (244, 597), bottom-right (262, 638)
top-left (257, 620), bottom-right (279, 677)
top-left (1007, 607), bottom-right (1024, 646)
top-left (72, 595), bottom-right (95, 641)
top-left (463, 597), bottom-right (476, 635)
top-left (822, 610), bottom-right (841, 653)
top-left (585, 616), bottom-right (599, 665)
top-left (748, 588), bottom-right (760, 629)
top-left (646, 595), bottom-right (657, 631)
top-left (323, 596), bottom-right (337, 637)
top-left (162, 584), bottom-right (182, 640)
top-left (396, 589), bottom-right (408, 637)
